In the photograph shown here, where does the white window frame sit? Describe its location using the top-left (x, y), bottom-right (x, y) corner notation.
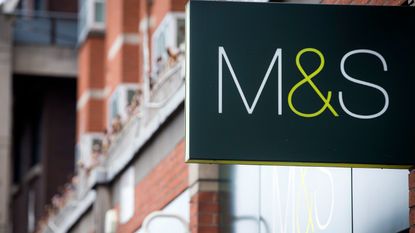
top-left (107, 83), bottom-right (139, 128)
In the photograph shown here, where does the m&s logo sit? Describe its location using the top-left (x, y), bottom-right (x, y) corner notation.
top-left (218, 47), bottom-right (389, 119)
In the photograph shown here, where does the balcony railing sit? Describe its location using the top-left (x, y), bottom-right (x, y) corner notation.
top-left (103, 58), bottom-right (185, 180)
top-left (13, 10), bottom-right (78, 47)
top-left (105, 114), bottom-right (142, 168)
top-left (145, 59), bottom-right (185, 125)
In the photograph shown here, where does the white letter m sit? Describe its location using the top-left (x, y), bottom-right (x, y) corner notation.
top-left (218, 46), bottom-right (282, 114)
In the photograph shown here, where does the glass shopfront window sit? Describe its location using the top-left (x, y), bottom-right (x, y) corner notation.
top-left (221, 165), bottom-right (408, 233)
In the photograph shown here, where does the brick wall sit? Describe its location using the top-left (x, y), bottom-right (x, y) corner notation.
top-left (77, 37), bottom-right (106, 139)
top-left (172, 0), bottom-right (188, 12)
top-left (78, 38), bottom-right (105, 100)
top-left (103, 0), bottom-right (142, 129)
top-left (116, 140), bottom-right (188, 233)
top-left (76, 0), bottom-right (190, 231)
top-left (105, 0), bottom-right (141, 95)
top-left (105, 0), bottom-right (140, 53)
top-left (190, 192), bottom-right (220, 233)
top-left (74, 1), bottom-right (414, 233)
top-left (141, 0), bottom-right (187, 76)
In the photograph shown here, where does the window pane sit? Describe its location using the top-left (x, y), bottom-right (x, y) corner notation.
top-left (176, 19), bottom-right (185, 48)
top-left (353, 169), bottom-right (409, 233)
top-left (94, 1), bottom-right (104, 23)
top-left (111, 94), bottom-right (119, 120)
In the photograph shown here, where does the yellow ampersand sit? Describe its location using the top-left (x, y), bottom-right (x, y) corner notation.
top-left (288, 48), bottom-right (339, 118)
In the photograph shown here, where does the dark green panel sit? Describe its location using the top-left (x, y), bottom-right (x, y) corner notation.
top-left (186, 1), bottom-right (415, 168)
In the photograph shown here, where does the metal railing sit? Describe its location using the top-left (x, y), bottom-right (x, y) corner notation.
top-left (142, 211), bottom-right (190, 233)
top-left (13, 10), bottom-right (78, 47)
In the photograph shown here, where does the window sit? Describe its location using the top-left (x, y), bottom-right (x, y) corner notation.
top-left (151, 13), bottom-right (185, 78)
top-left (94, 1), bottom-right (105, 23)
top-left (120, 167), bottom-right (135, 223)
top-left (223, 165), bottom-right (409, 233)
top-left (34, 0), bottom-right (45, 11)
top-left (107, 84), bottom-right (139, 128)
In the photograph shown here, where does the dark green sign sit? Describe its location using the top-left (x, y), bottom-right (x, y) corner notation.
top-left (185, 1), bottom-right (415, 168)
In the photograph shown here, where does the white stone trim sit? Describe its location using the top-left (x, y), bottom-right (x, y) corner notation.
top-left (76, 87), bottom-right (110, 110)
top-left (139, 16), bottom-right (156, 32)
top-left (107, 33), bottom-right (140, 61)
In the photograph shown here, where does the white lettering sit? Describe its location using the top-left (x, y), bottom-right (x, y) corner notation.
top-left (339, 49), bottom-right (389, 119)
top-left (218, 46), bottom-right (282, 114)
